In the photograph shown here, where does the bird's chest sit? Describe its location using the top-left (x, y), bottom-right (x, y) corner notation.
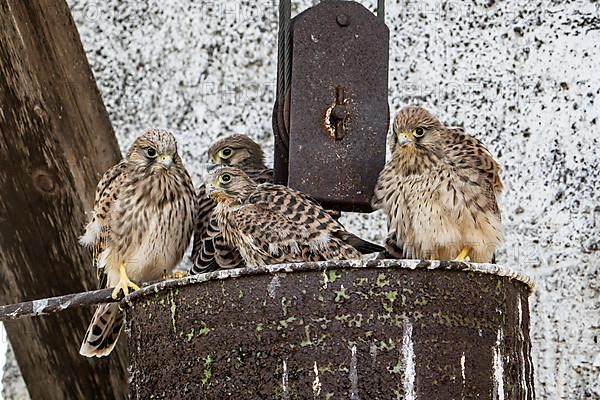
top-left (112, 190), bottom-right (191, 280)
top-left (215, 205), bottom-right (263, 267)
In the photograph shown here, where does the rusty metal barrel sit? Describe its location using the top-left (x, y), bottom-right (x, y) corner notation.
top-left (124, 259), bottom-right (534, 399)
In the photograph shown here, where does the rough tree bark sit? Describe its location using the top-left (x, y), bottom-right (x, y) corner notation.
top-left (0, 1), bottom-right (127, 399)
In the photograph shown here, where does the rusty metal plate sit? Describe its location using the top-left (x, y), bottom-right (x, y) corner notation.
top-left (287, 1), bottom-right (389, 212)
top-left (125, 260), bottom-right (534, 399)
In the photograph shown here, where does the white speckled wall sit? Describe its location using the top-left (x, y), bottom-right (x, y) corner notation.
top-left (4, 1), bottom-right (598, 399)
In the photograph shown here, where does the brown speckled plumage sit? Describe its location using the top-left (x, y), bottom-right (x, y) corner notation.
top-left (190, 135), bottom-right (272, 274)
top-left (372, 106), bottom-right (503, 262)
top-left (79, 129), bottom-right (195, 357)
top-left (205, 167), bottom-right (383, 268)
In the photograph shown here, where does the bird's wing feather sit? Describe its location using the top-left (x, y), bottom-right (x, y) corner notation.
top-left (447, 128), bottom-right (503, 194)
top-left (229, 201), bottom-right (312, 262)
top-left (190, 184), bottom-right (216, 258)
top-left (87, 161), bottom-right (127, 288)
top-left (191, 213), bottom-right (243, 274)
top-left (241, 184), bottom-right (370, 258)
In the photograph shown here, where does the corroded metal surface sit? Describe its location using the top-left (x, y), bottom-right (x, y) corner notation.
top-left (125, 260), bottom-right (534, 399)
top-left (277, 0), bottom-right (389, 212)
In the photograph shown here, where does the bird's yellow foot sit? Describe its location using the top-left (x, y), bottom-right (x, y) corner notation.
top-left (454, 247), bottom-right (471, 261)
top-left (171, 271), bottom-right (188, 279)
top-left (162, 270), bottom-right (188, 280)
top-left (111, 264), bottom-right (140, 299)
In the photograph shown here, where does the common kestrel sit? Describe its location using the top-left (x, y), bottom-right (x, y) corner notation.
top-left (204, 166), bottom-right (383, 267)
top-left (372, 106), bottom-right (503, 263)
top-left (190, 134), bottom-right (272, 273)
top-left (79, 129), bottom-right (195, 357)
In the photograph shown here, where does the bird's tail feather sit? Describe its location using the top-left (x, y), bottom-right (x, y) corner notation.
top-left (339, 232), bottom-right (385, 254)
top-left (79, 303), bottom-right (123, 358)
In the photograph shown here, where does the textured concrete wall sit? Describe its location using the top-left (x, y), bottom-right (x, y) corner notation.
top-left (3, 0), bottom-right (599, 399)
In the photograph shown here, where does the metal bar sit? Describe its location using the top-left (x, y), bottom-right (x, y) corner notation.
top-left (276, 0), bottom-right (289, 111)
top-left (273, 0), bottom-right (292, 185)
top-left (377, 0), bottom-right (385, 20)
top-left (0, 287), bottom-right (118, 322)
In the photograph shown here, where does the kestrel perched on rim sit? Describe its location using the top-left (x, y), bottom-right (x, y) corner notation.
top-left (190, 134), bottom-right (273, 273)
top-left (204, 166), bottom-right (383, 268)
top-left (79, 129), bottom-right (195, 357)
top-left (372, 106), bottom-right (503, 263)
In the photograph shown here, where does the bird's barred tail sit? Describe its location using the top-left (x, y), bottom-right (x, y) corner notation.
top-left (79, 303), bottom-right (123, 358)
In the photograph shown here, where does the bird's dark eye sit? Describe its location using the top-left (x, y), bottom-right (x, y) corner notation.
top-left (219, 147), bottom-right (233, 159)
top-left (145, 148), bottom-right (158, 158)
top-left (219, 173), bottom-right (232, 184)
top-left (414, 127), bottom-right (425, 138)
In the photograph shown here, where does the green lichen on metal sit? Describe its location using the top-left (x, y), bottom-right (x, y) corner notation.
top-left (318, 363), bottom-right (333, 375)
top-left (328, 269), bottom-right (339, 283)
top-left (168, 289), bottom-right (177, 333)
top-left (335, 314), bottom-right (350, 323)
top-left (278, 316), bottom-right (297, 330)
top-left (377, 272), bottom-right (389, 287)
top-left (414, 296), bottom-right (429, 306)
top-left (334, 285), bottom-right (350, 302)
top-left (315, 315), bottom-right (331, 329)
top-left (321, 269), bottom-right (340, 289)
top-left (185, 327), bottom-right (195, 342)
top-left (301, 324), bottom-right (313, 347)
top-left (354, 276), bottom-right (369, 287)
top-left (198, 322), bottom-right (210, 336)
top-left (383, 290), bottom-right (398, 312)
top-left (371, 337), bottom-right (396, 353)
top-left (201, 355), bottom-right (213, 386)
top-left (281, 296), bottom-right (290, 316)
top-left (388, 348), bottom-right (403, 374)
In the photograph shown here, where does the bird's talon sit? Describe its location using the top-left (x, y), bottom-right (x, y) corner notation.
top-left (111, 266), bottom-right (140, 299)
top-left (454, 247), bottom-right (471, 261)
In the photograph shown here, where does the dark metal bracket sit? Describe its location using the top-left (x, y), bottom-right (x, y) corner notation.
top-left (273, 0), bottom-right (390, 212)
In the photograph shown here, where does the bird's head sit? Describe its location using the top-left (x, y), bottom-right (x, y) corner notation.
top-left (204, 166), bottom-right (256, 204)
top-left (392, 106), bottom-right (445, 153)
top-left (206, 134), bottom-right (265, 170)
top-left (127, 129), bottom-right (181, 172)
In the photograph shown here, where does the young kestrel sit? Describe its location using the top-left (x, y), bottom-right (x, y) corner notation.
top-left (190, 134), bottom-right (272, 273)
top-left (79, 129), bottom-right (195, 357)
top-left (204, 166), bottom-right (383, 267)
top-left (372, 106), bottom-right (503, 263)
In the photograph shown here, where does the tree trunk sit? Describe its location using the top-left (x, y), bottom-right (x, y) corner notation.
top-left (0, 0), bottom-right (127, 399)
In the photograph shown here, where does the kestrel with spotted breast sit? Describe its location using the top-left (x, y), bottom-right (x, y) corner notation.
top-left (372, 106), bottom-right (503, 263)
top-left (79, 129), bottom-right (195, 357)
top-left (204, 166), bottom-right (383, 267)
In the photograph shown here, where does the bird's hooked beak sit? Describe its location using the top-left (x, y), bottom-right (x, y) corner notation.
top-left (206, 163), bottom-right (218, 171)
top-left (157, 154), bottom-right (173, 168)
top-left (205, 182), bottom-right (217, 197)
top-left (396, 131), bottom-right (412, 146)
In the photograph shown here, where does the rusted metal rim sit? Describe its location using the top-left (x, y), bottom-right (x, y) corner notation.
top-left (124, 259), bottom-right (534, 307)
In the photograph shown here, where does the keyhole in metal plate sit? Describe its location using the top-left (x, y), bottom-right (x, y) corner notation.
top-left (325, 86), bottom-right (348, 140)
